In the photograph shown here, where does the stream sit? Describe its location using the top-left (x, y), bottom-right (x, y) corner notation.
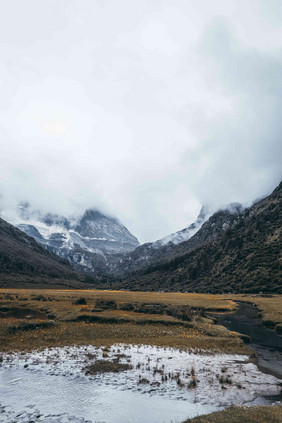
top-left (210, 301), bottom-right (282, 379)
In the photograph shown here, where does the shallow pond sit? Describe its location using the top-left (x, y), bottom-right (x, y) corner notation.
top-left (0, 344), bottom-right (281, 423)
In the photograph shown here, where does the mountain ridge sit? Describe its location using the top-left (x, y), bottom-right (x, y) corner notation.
top-left (115, 203), bottom-right (244, 275)
top-left (118, 181), bottom-right (282, 293)
top-left (1, 181), bottom-right (281, 293)
top-left (11, 203), bottom-right (139, 275)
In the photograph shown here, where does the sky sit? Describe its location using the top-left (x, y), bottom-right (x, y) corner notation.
top-left (0, 0), bottom-right (281, 243)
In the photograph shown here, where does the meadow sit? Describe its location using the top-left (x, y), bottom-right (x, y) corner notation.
top-left (0, 289), bottom-right (250, 353)
top-left (0, 289), bottom-right (281, 423)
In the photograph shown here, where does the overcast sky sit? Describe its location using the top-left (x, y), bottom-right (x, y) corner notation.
top-left (0, 0), bottom-right (281, 243)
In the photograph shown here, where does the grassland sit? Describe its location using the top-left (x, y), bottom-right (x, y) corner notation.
top-left (0, 289), bottom-right (250, 353)
top-left (1, 290), bottom-right (281, 353)
top-left (1, 289), bottom-right (282, 423)
top-left (183, 405), bottom-right (282, 423)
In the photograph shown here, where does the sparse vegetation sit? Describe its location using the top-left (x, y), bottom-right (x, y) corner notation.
top-left (182, 405), bottom-right (282, 423)
top-left (138, 377), bottom-right (150, 384)
top-left (84, 359), bottom-right (132, 374)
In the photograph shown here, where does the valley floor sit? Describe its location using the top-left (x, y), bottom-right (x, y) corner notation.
top-left (0, 289), bottom-right (281, 423)
top-left (0, 289), bottom-right (250, 353)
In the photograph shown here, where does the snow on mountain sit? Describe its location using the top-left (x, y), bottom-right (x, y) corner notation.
top-left (114, 203), bottom-right (244, 275)
top-left (152, 206), bottom-right (210, 248)
top-left (13, 202), bottom-right (139, 274)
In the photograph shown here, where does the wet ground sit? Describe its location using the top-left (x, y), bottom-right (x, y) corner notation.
top-left (210, 302), bottom-right (282, 379)
top-left (0, 344), bottom-right (281, 423)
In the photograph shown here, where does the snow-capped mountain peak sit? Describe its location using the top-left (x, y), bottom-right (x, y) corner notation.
top-left (13, 202), bottom-right (139, 274)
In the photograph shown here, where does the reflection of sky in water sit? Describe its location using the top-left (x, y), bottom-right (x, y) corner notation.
top-left (0, 344), bottom-right (280, 423)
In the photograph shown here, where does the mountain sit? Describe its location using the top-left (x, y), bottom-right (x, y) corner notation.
top-left (0, 216), bottom-right (85, 287)
top-left (154, 206), bottom-right (210, 246)
top-left (14, 203), bottom-right (139, 275)
top-left (117, 182), bottom-right (282, 294)
top-left (115, 203), bottom-right (242, 275)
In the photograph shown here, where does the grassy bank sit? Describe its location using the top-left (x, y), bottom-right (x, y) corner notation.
top-left (183, 405), bottom-right (282, 423)
top-left (221, 294), bottom-right (282, 333)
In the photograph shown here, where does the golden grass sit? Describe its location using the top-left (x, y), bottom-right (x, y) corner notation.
top-left (1, 289), bottom-right (280, 353)
top-left (0, 289), bottom-right (249, 354)
top-left (0, 288), bottom-right (237, 309)
top-left (88, 309), bottom-right (182, 322)
top-left (183, 405), bottom-right (282, 423)
top-left (0, 321), bottom-right (248, 353)
top-left (0, 289), bottom-right (280, 423)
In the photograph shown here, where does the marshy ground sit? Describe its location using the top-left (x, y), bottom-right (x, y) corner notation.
top-left (0, 289), bottom-right (250, 353)
top-left (0, 289), bottom-right (281, 422)
top-left (0, 343), bottom-right (281, 423)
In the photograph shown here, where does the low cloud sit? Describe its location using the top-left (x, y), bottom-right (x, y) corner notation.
top-left (0, 1), bottom-right (281, 242)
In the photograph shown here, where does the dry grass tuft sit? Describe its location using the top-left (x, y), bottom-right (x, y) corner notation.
top-left (84, 359), bottom-right (132, 375)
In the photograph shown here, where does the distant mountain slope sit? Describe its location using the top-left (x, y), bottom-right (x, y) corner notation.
top-left (120, 182), bottom-right (282, 294)
top-left (154, 206), bottom-right (210, 246)
top-left (13, 204), bottom-right (139, 275)
top-left (116, 203), bottom-right (243, 275)
top-left (0, 217), bottom-right (80, 281)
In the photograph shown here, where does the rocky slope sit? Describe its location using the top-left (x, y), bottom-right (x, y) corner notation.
top-left (10, 201), bottom-right (245, 278)
top-left (116, 182), bottom-right (282, 294)
top-left (14, 203), bottom-right (139, 275)
top-left (115, 203), bottom-right (243, 275)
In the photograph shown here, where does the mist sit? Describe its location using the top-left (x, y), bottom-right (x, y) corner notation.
top-left (0, 0), bottom-right (281, 243)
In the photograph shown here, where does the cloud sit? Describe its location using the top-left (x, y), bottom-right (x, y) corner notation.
top-left (189, 19), bottom-right (282, 207)
top-left (0, 1), bottom-right (281, 243)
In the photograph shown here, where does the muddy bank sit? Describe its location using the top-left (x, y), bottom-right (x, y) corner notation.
top-left (210, 302), bottom-right (282, 378)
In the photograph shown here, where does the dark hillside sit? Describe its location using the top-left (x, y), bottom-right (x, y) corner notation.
top-left (115, 205), bottom-right (242, 275)
top-left (0, 217), bottom-right (81, 284)
top-left (121, 182), bottom-right (282, 293)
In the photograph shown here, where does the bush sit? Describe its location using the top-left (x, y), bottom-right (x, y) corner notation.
top-left (73, 297), bottom-right (87, 305)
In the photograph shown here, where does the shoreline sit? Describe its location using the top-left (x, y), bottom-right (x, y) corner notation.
top-left (0, 289), bottom-right (281, 423)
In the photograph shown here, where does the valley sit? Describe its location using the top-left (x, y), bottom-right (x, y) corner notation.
top-left (0, 182), bottom-right (281, 422)
top-left (0, 289), bottom-right (281, 422)
top-left (1, 181), bottom-right (281, 295)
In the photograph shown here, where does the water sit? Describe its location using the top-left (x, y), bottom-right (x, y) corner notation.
top-left (210, 302), bottom-right (282, 378)
top-left (0, 369), bottom-right (214, 423)
top-left (0, 344), bottom-right (281, 423)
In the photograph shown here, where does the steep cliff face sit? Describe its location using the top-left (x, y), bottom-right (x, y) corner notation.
top-left (14, 203), bottom-right (139, 275)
